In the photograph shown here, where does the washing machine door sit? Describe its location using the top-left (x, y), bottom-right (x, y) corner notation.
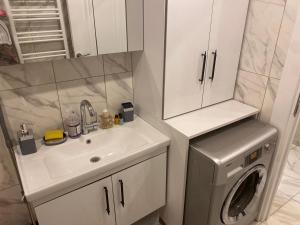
top-left (221, 165), bottom-right (267, 225)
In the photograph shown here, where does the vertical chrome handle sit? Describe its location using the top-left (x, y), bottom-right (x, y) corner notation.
top-left (119, 180), bottom-right (125, 207)
top-left (294, 92), bottom-right (300, 117)
top-left (104, 187), bottom-right (110, 215)
top-left (199, 51), bottom-right (207, 84)
top-left (210, 50), bottom-right (217, 80)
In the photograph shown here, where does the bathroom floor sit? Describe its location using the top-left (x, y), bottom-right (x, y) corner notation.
top-left (257, 145), bottom-right (300, 224)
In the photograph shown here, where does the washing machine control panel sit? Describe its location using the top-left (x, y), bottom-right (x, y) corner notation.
top-left (245, 148), bottom-right (262, 166)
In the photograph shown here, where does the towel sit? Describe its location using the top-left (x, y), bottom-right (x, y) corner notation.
top-left (0, 20), bottom-right (12, 45)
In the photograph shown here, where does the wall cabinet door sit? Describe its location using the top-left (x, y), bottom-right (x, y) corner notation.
top-left (202, 0), bottom-right (249, 107)
top-left (93, 0), bottom-right (128, 54)
top-left (163, 0), bottom-right (214, 119)
top-left (112, 153), bottom-right (167, 225)
top-left (35, 177), bottom-right (116, 225)
top-left (66, 0), bottom-right (98, 57)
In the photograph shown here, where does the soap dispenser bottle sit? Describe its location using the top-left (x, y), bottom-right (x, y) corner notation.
top-left (65, 111), bottom-right (81, 138)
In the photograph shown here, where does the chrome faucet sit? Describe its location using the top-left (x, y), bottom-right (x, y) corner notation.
top-left (80, 100), bottom-right (99, 135)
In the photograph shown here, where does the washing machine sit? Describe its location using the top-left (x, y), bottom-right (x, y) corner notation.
top-left (184, 118), bottom-right (278, 225)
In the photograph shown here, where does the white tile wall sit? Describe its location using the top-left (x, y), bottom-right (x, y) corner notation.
top-left (0, 53), bottom-right (134, 142)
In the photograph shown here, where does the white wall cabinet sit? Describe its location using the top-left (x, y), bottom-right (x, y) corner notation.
top-left (163, 0), bottom-right (249, 119)
top-left (35, 153), bottom-right (166, 225)
top-left (66, 0), bottom-right (143, 57)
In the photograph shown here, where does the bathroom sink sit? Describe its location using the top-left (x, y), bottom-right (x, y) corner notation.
top-left (14, 116), bottom-right (170, 202)
top-left (43, 127), bottom-right (150, 178)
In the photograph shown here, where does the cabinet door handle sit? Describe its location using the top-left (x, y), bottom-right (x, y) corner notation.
top-left (210, 50), bottom-right (217, 80)
top-left (199, 51), bottom-right (207, 84)
top-left (104, 187), bottom-right (110, 215)
top-left (119, 180), bottom-right (125, 207)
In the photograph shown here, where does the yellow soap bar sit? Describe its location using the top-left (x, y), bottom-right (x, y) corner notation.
top-left (44, 130), bottom-right (64, 141)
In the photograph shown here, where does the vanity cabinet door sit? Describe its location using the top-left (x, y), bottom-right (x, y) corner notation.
top-left (93, 0), bottom-right (128, 54)
top-left (163, 0), bottom-right (214, 119)
top-left (35, 177), bottom-right (116, 225)
top-left (66, 0), bottom-right (98, 57)
top-left (202, 0), bottom-right (249, 107)
top-left (112, 153), bottom-right (167, 225)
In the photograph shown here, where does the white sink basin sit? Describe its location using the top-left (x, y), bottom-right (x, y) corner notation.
top-left (14, 117), bottom-right (170, 202)
top-left (43, 127), bottom-right (149, 178)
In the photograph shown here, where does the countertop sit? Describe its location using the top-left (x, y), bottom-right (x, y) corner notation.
top-left (164, 100), bottom-right (259, 139)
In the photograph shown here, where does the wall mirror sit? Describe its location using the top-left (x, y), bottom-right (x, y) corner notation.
top-left (0, 0), bottom-right (144, 65)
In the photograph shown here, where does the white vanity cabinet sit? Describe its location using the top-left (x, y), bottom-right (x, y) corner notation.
top-left (163, 0), bottom-right (249, 119)
top-left (35, 177), bottom-right (115, 225)
top-left (34, 153), bottom-right (167, 225)
top-left (66, 0), bottom-right (143, 57)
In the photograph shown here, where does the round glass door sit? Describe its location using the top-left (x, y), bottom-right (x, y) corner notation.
top-left (221, 165), bottom-right (267, 225)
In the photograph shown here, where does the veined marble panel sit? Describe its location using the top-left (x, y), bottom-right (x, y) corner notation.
top-left (0, 130), bottom-right (18, 191)
top-left (260, 78), bottom-right (280, 122)
top-left (106, 72), bottom-right (134, 113)
top-left (0, 62), bottom-right (55, 91)
top-left (103, 53), bottom-right (132, 75)
top-left (57, 77), bottom-right (107, 122)
top-left (53, 56), bottom-right (104, 83)
top-left (240, 0), bottom-right (285, 75)
top-left (234, 70), bottom-right (268, 109)
top-left (0, 185), bottom-right (31, 225)
top-left (0, 84), bottom-right (63, 142)
top-left (265, 199), bottom-right (300, 225)
top-left (270, 0), bottom-right (300, 79)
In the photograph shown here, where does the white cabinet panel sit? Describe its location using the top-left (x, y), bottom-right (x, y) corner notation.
top-left (112, 153), bottom-right (167, 225)
top-left (93, 0), bottom-right (127, 54)
top-left (66, 0), bottom-right (98, 57)
top-left (35, 177), bottom-right (115, 225)
top-left (202, 0), bottom-right (249, 107)
top-left (126, 0), bottom-right (144, 51)
top-left (163, 0), bottom-right (214, 119)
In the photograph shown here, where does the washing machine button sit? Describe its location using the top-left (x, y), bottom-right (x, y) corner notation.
top-left (264, 143), bottom-right (272, 152)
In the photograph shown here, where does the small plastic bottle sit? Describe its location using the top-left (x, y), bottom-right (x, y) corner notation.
top-left (65, 111), bottom-right (81, 138)
top-left (100, 109), bottom-right (114, 129)
top-left (114, 114), bottom-right (120, 125)
top-left (119, 113), bottom-right (124, 125)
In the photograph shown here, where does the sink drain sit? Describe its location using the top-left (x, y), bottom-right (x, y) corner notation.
top-left (90, 156), bottom-right (101, 163)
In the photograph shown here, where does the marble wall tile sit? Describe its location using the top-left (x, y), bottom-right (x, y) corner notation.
top-left (0, 130), bottom-right (18, 191)
top-left (57, 77), bottom-right (107, 122)
top-left (260, 78), bottom-right (280, 122)
top-left (234, 70), bottom-right (268, 109)
top-left (240, 0), bottom-right (284, 75)
top-left (106, 72), bottom-right (133, 112)
top-left (53, 56), bottom-right (104, 82)
top-left (270, 0), bottom-right (300, 79)
top-left (0, 84), bottom-right (63, 142)
top-left (103, 53), bottom-right (132, 75)
top-left (0, 185), bottom-right (31, 225)
top-left (0, 61), bottom-right (55, 91)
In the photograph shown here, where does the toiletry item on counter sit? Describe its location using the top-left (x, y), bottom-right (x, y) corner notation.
top-left (43, 129), bottom-right (67, 146)
top-left (44, 129), bottom-right (64, 141)
top-left (121, 102), bottom-right (134, 122)
top-left (114, 114), bottom-right (120, 125)
top-left (65, 111), bottom-right (81, 138)
top-left (100, 109), bottom-right (114, 129)
top-left (43, 133), bottom-right (67, 146)
top-left (119, 113), bottom-right (124, 125)
top-left (17, 124), bottom-right (37, 155)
